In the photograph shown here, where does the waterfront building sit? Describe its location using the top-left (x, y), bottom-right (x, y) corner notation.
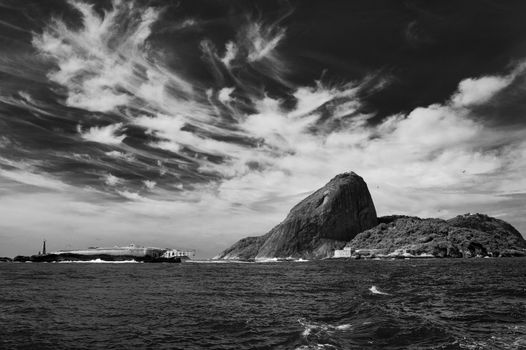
top-left (162, 249), bottom-right (195, 259)
top-left (333, 246), bottom-right (352, 258)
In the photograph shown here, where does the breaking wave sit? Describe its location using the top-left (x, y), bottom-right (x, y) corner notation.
top-left (185, 260), bottom-right (252, 264)
top-left (57, 259), bottom-right (140, 264)
top-left (298, 318), bottom-right (353, 337)
top-left (369, 285), bottom-right (390, 295)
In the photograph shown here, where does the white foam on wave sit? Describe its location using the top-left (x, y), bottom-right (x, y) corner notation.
top-left (295, 344), bottom-right (338, 350)
top-left (302, 323), bottom-right (315, 337)
top-left (186, 260), bottom-right (251, 264)
top-left (298, 318), bottom-right (353, 337)
top-left (255, 258), bottom-right (280, 263)
top-left (369, 285), bottom-right (390, 295)
top-left (187, 258), bottom-right (310, 264)
top-left (256, 258), bottom-right (311, 263)
top-left (334, 323), bottom-right (352, 330)
top-left (57, 259), bottom-right (140, 264)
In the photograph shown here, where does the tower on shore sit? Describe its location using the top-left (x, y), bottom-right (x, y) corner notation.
top-left (42, 240), bottom-right (46, 255)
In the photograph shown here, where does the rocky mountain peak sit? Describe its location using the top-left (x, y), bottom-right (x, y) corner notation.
top-left (216, 171), bottom-right (378, 260)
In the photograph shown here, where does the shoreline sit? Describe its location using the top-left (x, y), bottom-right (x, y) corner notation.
top-left (3, 253), bottom-right (183, 263)
top-left (2, 255), bottom-right (526, 264)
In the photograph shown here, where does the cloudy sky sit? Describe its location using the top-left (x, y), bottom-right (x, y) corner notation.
top-left (0, 0), bottom-right (525, 258)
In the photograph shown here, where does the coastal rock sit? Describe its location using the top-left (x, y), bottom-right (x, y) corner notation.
top-left (13, 255), bottom-right (31, 262)
top-left (346, 214), bottom-right (526, 258)
top-left (214, 235), bottom-right (269, 261)
top-left (217, 172), bottom-right (378, 260)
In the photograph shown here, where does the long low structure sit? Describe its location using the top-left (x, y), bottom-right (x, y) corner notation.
top-left (333, 246), bottom-right (437, 259)
top-left (333, 247), bottom-right (385, 258)
top-left (54, 244), bottom-right (194, 259)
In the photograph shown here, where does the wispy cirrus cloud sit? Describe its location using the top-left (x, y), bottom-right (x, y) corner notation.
top-left (0, 168), bottom-right (69, 191)
top-left (220, 41), bottom-right (238, 68)
top-left (32, 1), bottom-right (151, 112)
top-left (0, 157), bottom-right (70, 191)
top-left (245, 22), bottom-right (286, 63)
top-left (31, 0), bottom-right (195, 115)
top-left (214, 20), bottom-right (286, 67)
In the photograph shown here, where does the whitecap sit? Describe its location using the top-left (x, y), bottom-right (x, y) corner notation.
top-left (254, 258), bottom-right (280, 263)
top-left (295, 344), bottom-right (338, 350)
top-left (298, 318), bottom-right (353, 337)
top-left (369, 285), bottom-right (390, 295)
top-left (187, 260), bottom-right (251, 264)
top-left (302, 324), bottom-right (315, 337)
top-left (58, 259), bottom-right (139, 264)
top-left (334, 323), bottom-right (352, 330)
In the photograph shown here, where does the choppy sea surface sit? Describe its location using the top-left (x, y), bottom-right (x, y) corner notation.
top-left (1, 259), bottom-right (526, 350)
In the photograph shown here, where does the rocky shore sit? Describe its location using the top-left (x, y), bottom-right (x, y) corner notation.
top-left (11, 254), bottom-right (182, 263)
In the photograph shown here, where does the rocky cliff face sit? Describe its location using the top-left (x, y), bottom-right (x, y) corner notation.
top-left (216, 235), bottom-right (269, 261)
top-left (216, 172), bottom-right (378, 260)
top-left (347, 214), bottom-right (526, 258)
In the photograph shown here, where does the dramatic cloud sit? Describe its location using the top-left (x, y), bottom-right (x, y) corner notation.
top-left (31, 0), bottom-right (195, 118)
top-left (31, 1), bottom-right (150, 112)
top-left (0, 0), bottom-right (525, 257)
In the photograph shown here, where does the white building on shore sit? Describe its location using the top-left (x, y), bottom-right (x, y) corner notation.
top-left (162, 249), bottom-right (195, 259)
top-left (333, 246), bottom-right (352, 258)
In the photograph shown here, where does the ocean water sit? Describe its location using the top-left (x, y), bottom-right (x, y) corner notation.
top-left (1, 259), bottom-right (525, 350)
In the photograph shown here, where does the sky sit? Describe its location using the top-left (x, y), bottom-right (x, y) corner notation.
top-left (0, 0), bottom-right (525, 258)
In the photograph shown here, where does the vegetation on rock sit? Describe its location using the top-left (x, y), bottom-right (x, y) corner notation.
top-left (347, 214), bottom-right (526, 258)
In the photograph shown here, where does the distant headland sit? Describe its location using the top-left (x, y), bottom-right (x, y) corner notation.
top-left (215, 172), bottom-right (526, 261)
top-left (1, 243), bottom-right (195, 263)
